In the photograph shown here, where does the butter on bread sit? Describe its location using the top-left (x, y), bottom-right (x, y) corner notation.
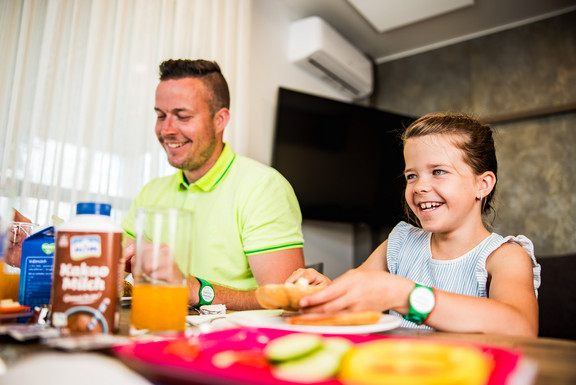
top-left (0, 299), bottom-right (21, 310)
top-left (0, 299), bottom-right (28, 312)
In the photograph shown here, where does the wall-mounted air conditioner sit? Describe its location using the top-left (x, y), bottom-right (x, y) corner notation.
top-left (289, 16), bottom-right (373, 99)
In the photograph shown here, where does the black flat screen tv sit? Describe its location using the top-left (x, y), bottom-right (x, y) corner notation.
top-left (272, 88), bottom-right (415, 228)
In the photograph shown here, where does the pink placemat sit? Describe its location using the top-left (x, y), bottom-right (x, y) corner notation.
top-left (114, 327), bottom-right (522, 385)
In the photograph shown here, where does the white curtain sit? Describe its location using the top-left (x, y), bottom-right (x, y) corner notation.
top-left (0, 0), bottom-right (253, 225)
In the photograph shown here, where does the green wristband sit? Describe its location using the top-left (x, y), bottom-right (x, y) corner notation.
top-left (404, 283), bottom-right (435, 325)
top-left (194, 276), bottom-right (215, 308)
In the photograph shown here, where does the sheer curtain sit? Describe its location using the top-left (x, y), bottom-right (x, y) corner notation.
top-left (0, 0), bottom-right (252, 225)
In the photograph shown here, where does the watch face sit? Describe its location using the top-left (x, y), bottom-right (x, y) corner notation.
top-left (410, 286), bottom-right (435, 313)
top-left (201, 285), bottom-right (215, 302)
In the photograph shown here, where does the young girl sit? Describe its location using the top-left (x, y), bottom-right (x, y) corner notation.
top-left (289, 112), bottom-right (541, 337)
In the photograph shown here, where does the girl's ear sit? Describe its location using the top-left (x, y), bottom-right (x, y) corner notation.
top-left (476, 171), bottom-right (496, 199)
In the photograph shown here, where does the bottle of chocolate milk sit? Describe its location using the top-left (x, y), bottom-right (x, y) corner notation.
top-left (50, 202), bottom-right (123, 335)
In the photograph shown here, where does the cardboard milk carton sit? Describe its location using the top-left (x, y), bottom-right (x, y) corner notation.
top-left (18, 226), bottom-right (55, 308)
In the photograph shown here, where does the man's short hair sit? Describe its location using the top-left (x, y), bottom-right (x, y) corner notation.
top-left (159, 59), bottom-right (230, 114)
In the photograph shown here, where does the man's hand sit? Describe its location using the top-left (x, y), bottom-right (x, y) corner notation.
top-left (285, 267), bottom-right (332, 286)
top-left (123, 238), bottom-right (136, 273)
top-left (131, 238), bottom-right (185, 285)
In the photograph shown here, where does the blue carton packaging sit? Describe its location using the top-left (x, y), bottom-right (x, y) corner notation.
top-left (18, 226), bottom-right (55, 308)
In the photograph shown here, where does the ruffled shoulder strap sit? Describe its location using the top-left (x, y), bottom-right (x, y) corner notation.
top-left (502, 235), bottom-right (541, 295)
top-left (475, 234), bottom-right (541, 297)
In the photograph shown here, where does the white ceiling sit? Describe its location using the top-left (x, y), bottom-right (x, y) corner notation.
top-left (347, 0), bottom-right (475, 33)
top-left (282, 0), bottom-right (576, 63)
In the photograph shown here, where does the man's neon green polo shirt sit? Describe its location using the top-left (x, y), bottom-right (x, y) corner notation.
top-left (121, 144), bottom-right (304, 291)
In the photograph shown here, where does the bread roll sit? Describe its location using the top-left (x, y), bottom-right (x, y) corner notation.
top-left (256, 282), bottom-right (324, 311)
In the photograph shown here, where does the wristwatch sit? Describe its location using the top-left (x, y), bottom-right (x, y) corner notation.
top-left (404, 283), bottom-right (435, 325)
top-left (195, 277), bottom-right (215, 308)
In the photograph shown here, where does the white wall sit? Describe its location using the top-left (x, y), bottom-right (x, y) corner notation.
top-left (247, 0), bottom-right (349, 165)
top-left (246, 0), bottom-right (358, 279)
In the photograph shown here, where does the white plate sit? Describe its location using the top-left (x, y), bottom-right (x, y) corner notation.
top-left (186, 309), bottom-right (284, 327)
top-left (227, 313), bottom-right (402, 335)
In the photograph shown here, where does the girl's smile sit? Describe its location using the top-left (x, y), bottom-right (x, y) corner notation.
top-left (417, 201), bottom-right (444, 212)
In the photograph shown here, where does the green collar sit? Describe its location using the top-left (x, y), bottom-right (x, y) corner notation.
top-left (178, 143), bottom-right (236, 192)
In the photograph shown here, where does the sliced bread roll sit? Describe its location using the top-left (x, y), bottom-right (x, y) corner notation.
top-left (256, 280), bottom-right (324, 311)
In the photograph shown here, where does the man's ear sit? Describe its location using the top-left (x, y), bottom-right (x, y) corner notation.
top-left (213, 108), bottom-right (230, 136)
top-left (477, 171), bottom-right (496, 199)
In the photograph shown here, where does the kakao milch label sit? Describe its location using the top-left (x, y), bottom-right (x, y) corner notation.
top-left (51, 231), bottom-right (123, 334)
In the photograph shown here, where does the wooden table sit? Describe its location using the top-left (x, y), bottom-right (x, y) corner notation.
top-left (2, 309), bottom-right (576, 385)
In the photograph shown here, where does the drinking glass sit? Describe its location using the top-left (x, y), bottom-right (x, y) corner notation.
top-left (130, 207), bottom-right (192, 333)
top-left (0, 191), bottom-right (39, 302)
top-left (0, 221), bottom-right (38, 301)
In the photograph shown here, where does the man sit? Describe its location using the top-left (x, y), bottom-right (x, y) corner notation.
top-left (122, 59), bottom-right (305, 310)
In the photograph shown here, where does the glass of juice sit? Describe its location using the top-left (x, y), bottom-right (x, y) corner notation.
top-left (1, 210), bottom-right (38, 302)
top-left (130, 207), bottom-right (192, 334)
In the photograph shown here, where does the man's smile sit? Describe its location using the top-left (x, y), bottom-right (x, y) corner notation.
top-left (165, 141), bottom-right (187, 149)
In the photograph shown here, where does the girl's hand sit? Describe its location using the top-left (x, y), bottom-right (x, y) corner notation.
top-left (285, 267), bottom-right (332, 286)
top-left (298, 269), bottom-right (413, 314)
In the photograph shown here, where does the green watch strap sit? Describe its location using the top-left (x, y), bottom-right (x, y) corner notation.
top-left (404, 283), bottom-right (435, 325)
top-left (195, 276), bottom-right (215, 308)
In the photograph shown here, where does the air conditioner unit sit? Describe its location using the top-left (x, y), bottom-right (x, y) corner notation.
top-left (289, 16), bottom-right (373, 99)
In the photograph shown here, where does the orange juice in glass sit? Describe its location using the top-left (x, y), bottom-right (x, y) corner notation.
top-left (0, 263), bottom-right (20, 301)
top-left (130, 207), bottom-right (192, 334)
top-left (131, 284), bottom-right (189, 331)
